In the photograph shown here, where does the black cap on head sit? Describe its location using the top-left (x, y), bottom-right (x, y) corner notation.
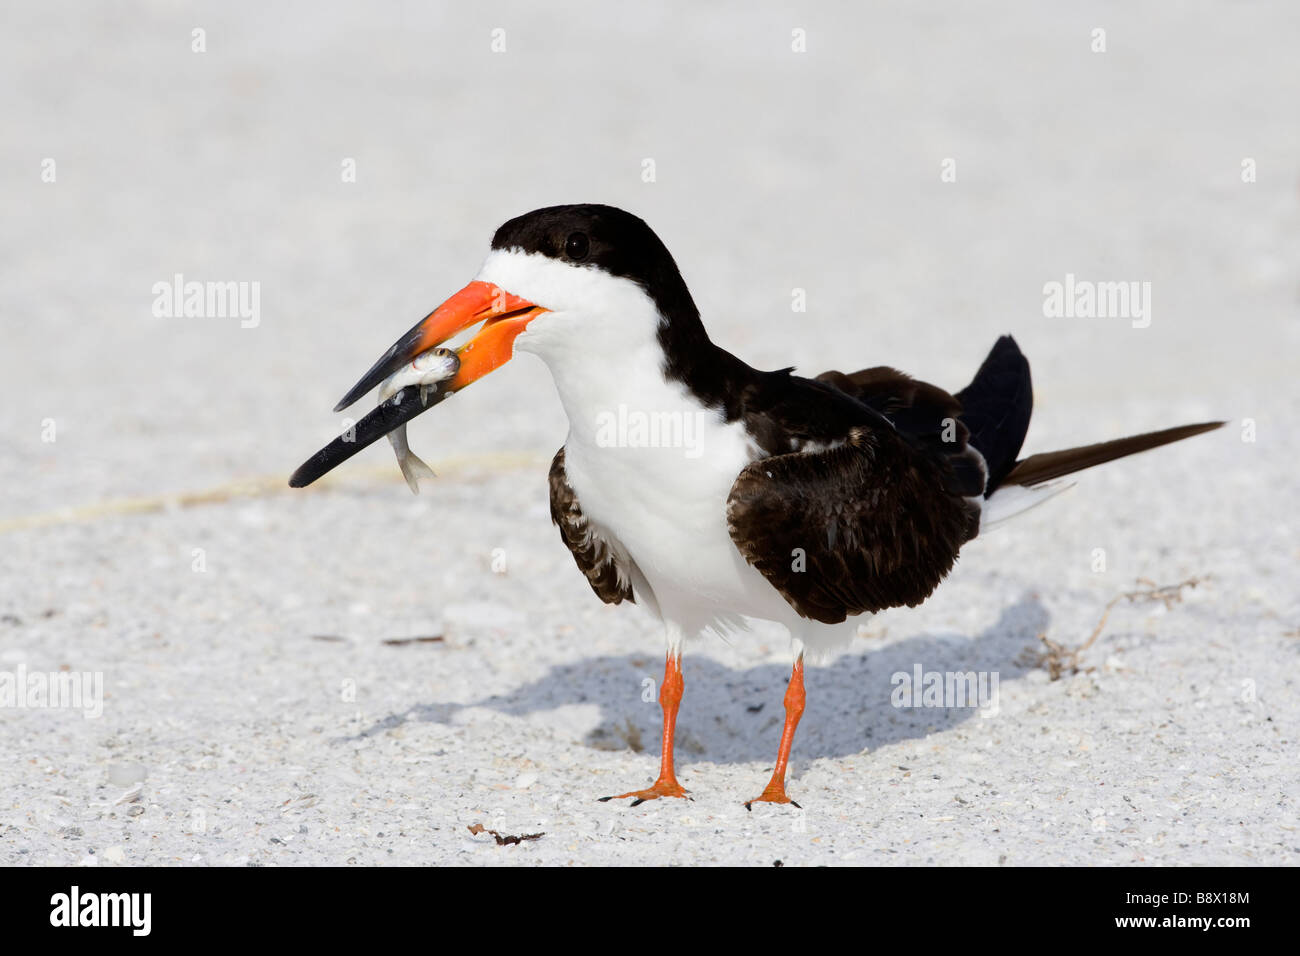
top-left (490, 204), bottom-right (699, 325)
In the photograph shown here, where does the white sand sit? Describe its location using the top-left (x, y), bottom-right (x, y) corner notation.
top-left (1, 2), bottom-right (1296, 865)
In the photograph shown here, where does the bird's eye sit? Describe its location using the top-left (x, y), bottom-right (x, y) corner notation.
top-left (565, 232), bottom-right (590, 261)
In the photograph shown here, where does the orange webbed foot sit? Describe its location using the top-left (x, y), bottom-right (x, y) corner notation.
top-left (599, 777), bottom-right (690, 806)
top-left (744, 779), bottom-right (801, 810)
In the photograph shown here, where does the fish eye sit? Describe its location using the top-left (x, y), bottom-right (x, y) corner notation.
top-left (564, 232), bottom-right (590, 261)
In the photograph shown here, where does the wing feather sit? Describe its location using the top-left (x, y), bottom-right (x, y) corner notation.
top-left (727, 423), bottom-right (980, 625)
top-left (548, 447), bottom-right (635, 605)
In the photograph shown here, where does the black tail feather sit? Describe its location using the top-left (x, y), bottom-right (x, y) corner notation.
top-left (1002, 421), bottom-right (1226, 488)
top-left (956, 335), bottom-right (1033, 495)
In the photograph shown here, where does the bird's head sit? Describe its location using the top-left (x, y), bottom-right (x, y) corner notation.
top-left (291, 204), bottom-right (700, 487)
top-left (333, 203), bottom-right (693, 411)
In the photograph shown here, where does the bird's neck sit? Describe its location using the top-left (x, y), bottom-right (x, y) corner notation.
top-left (535, 311), bottom-right (762, 452)
top-left (657, 315), bottom-right (768, 423)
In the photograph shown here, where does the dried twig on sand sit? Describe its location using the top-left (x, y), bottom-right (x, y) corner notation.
top-left (467, 823), bottom-right (544, 846)
top-left (1035, 577), bottom-right (1203, 680)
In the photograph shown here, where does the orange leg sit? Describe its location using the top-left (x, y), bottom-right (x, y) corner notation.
top-left (599, 652), bottom-right (689, 805)
top-left (745, 657), bottom-right (806, 809)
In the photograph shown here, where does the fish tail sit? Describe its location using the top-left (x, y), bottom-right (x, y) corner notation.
top-left (398, 450), bottom-right (437, 494)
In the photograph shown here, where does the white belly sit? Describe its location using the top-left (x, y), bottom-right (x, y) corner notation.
top-left (556, 386), bottom-right (799, 637)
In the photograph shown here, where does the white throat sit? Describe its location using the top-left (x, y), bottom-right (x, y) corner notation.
top-left (475, 247), bottom-right (675, 433)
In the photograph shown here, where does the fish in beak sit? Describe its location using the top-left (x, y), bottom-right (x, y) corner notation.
top-left (288, 280), bottom-right (547, 488)
top-left (378, 346), bottom-right (460, 494)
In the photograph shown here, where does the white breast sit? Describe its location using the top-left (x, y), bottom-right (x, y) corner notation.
top-left (562, 375), bottom-right (799, 634)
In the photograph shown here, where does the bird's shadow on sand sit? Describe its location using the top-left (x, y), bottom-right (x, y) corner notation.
top-left (350, 596), bottom-right (1049, 766)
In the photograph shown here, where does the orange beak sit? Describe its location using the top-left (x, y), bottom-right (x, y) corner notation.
top-left (289, 280), bottom-right (546, 489)
top-left (333, 280), bottom-right (547, 412)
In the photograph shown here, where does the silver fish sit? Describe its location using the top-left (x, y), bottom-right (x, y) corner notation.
top-left (377, 347), bottom-right (460, 494)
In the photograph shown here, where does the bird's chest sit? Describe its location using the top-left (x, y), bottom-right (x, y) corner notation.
top-left (558, 392), bottom-right (760, 610)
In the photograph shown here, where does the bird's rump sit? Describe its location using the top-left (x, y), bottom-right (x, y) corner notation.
top-left (813, 364), bottom-right (989, 498)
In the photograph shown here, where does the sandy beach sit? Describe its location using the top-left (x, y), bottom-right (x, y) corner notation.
top-left (2, 1), bottom-right (1296, 866)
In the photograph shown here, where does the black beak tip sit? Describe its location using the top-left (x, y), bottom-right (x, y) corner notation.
top-left (289, 379), bottom-right (457, 492)
top-left (330, 320), bottom-right (431, 415)
top-left (332, 376), bottom-right (378, 413)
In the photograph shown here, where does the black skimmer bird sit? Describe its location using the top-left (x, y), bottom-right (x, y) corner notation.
top-left (291, 204), bottom-right (1223, 808)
